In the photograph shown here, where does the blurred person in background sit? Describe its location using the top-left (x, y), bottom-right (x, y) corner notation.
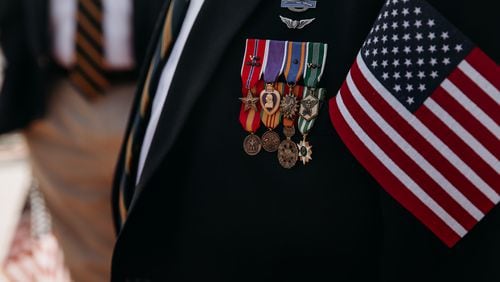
top-left (0, 0), bottom-right (164, 280)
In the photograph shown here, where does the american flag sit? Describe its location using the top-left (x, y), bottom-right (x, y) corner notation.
top-left (329, 0), bottom-right (499, 247)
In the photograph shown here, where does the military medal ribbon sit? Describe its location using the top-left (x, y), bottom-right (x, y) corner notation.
top-left (277, 41), bottom-right (307, 168)
top-left (281, 41), bottom-right (308, 125)
top-left (297, 42), bottom-right (328, 165)
top-left (239, 39), bottom-right (267, 156)
top-left (259, 40), bottom-right (287, 153)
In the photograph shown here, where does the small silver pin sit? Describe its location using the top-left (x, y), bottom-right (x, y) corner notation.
top-left (280, 15), bottom-right (316, 29)
top-left (281, 0), bottom-right (317, 13)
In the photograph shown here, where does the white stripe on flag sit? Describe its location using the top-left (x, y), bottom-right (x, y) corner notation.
top-left (356, 54), bottom-right (500, 203)
top-left (441, 79), bottom-right (500, 140)
top-left (458, 60), bottom-right (500, 105)
top-left (336, 92), bottom-right (468, 237)
top-left (424, 98), bottom-right (499, 172)
top-left (345, 72), bottom-right (484, 220)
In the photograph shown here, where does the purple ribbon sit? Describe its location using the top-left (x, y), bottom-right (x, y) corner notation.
top-left (262, 40), bottom-right (286, 83)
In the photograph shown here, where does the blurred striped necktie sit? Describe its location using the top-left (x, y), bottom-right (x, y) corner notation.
top-left (118, 0), bottom-right (191, 225)
top-left (70, 0), bottom-right (110, 99)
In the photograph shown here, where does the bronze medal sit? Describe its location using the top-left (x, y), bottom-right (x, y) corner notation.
top-left (278, 139), bottom-right (299, 169)
top-left (261, 130), bottom-right (281, 152)
top-left (280, 93), bottom-right (299, 119)
top-left (239, 90), bottom-right (259, 112)
top-left (243, 134), bottom-right (262, 156)
top-left (277, 125), bottom-right (299, 169)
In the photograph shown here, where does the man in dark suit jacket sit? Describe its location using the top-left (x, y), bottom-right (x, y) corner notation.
top-left (112, 0), bottom-right (499, 281)
top-left (0, 0), bottom-right (164, 280)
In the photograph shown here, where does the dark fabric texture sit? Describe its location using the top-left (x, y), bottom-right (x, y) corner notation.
top-left (109, 1), bottom-right (499, 281)
top-left (0, 0), bottom-right (166, 134)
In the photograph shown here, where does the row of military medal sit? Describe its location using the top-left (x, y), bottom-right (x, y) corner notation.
top-left (239, 39), bottom-right (328, 169)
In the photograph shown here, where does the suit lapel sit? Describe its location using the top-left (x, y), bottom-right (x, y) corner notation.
top-left (128, 0), bottom-right (264, 212)
top-left (25, 0), bottom-right (49, 56)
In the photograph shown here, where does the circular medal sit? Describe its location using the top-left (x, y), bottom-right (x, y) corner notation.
top-left (278, 139), bottom-right (299, 169)
top-left (262, 130), bottom-right (281, 152)
top-left (243, 134), bottom-right (262, 156)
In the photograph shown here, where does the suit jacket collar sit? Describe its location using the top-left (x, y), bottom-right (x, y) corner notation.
top-left (25, 0), bottom-right (49, 56)
top-left (128, 0), bottom-right (264, 213)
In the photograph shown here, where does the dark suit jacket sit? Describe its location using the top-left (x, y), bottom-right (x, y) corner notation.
top-left (111, 1), bottom-right (500, 281)
top-left (0, 0), bottom-right (165, 134)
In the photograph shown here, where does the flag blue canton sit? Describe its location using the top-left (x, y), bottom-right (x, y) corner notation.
top-left (361, 0), bottom-right (474, 112)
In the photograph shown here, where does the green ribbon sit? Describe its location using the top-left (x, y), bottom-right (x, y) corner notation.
top-left (298, 42), bottom-right (328, 135)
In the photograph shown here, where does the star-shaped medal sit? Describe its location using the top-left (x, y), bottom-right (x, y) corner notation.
top-left (280, 93), bottom-right (299, 119)
top-left (297, 139), bottom-right (312, 165)
top-left (239, 91), bottom-right (259, 112)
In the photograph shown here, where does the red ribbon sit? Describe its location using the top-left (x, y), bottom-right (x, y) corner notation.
top-left (239, 39), bottom-right (267, 133)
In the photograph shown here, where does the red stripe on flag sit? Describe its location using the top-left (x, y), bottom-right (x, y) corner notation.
top-left (448, 69), bottom-right (499, 122)
top-left (349, 62), bottom-right (494, 213)
top-left (339, 82), bottom-right (478, 229)
top-left (415, 104), bottom-right (499, 193)
top-left (329, 90), bottom-right (462, 247)
top-left (431, 87), bottom-right (499, 157)
top-left (466, 48), bottom-right (500, 90)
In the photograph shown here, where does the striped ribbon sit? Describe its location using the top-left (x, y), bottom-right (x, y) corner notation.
top-left (283, 41), bottom-right (307, 86)
top-left (298, 42), bottom-right (328, 135)
top-left (303, 42), bottom-right (327, 88)
top-left (260, 40), bottom-right (286, 129)
top-left (281, 41), bottom-right (307, 127)
top-left (118, 0), bottom-right (191, 226)
top-left (239, 39), bottom-right (266, 133)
